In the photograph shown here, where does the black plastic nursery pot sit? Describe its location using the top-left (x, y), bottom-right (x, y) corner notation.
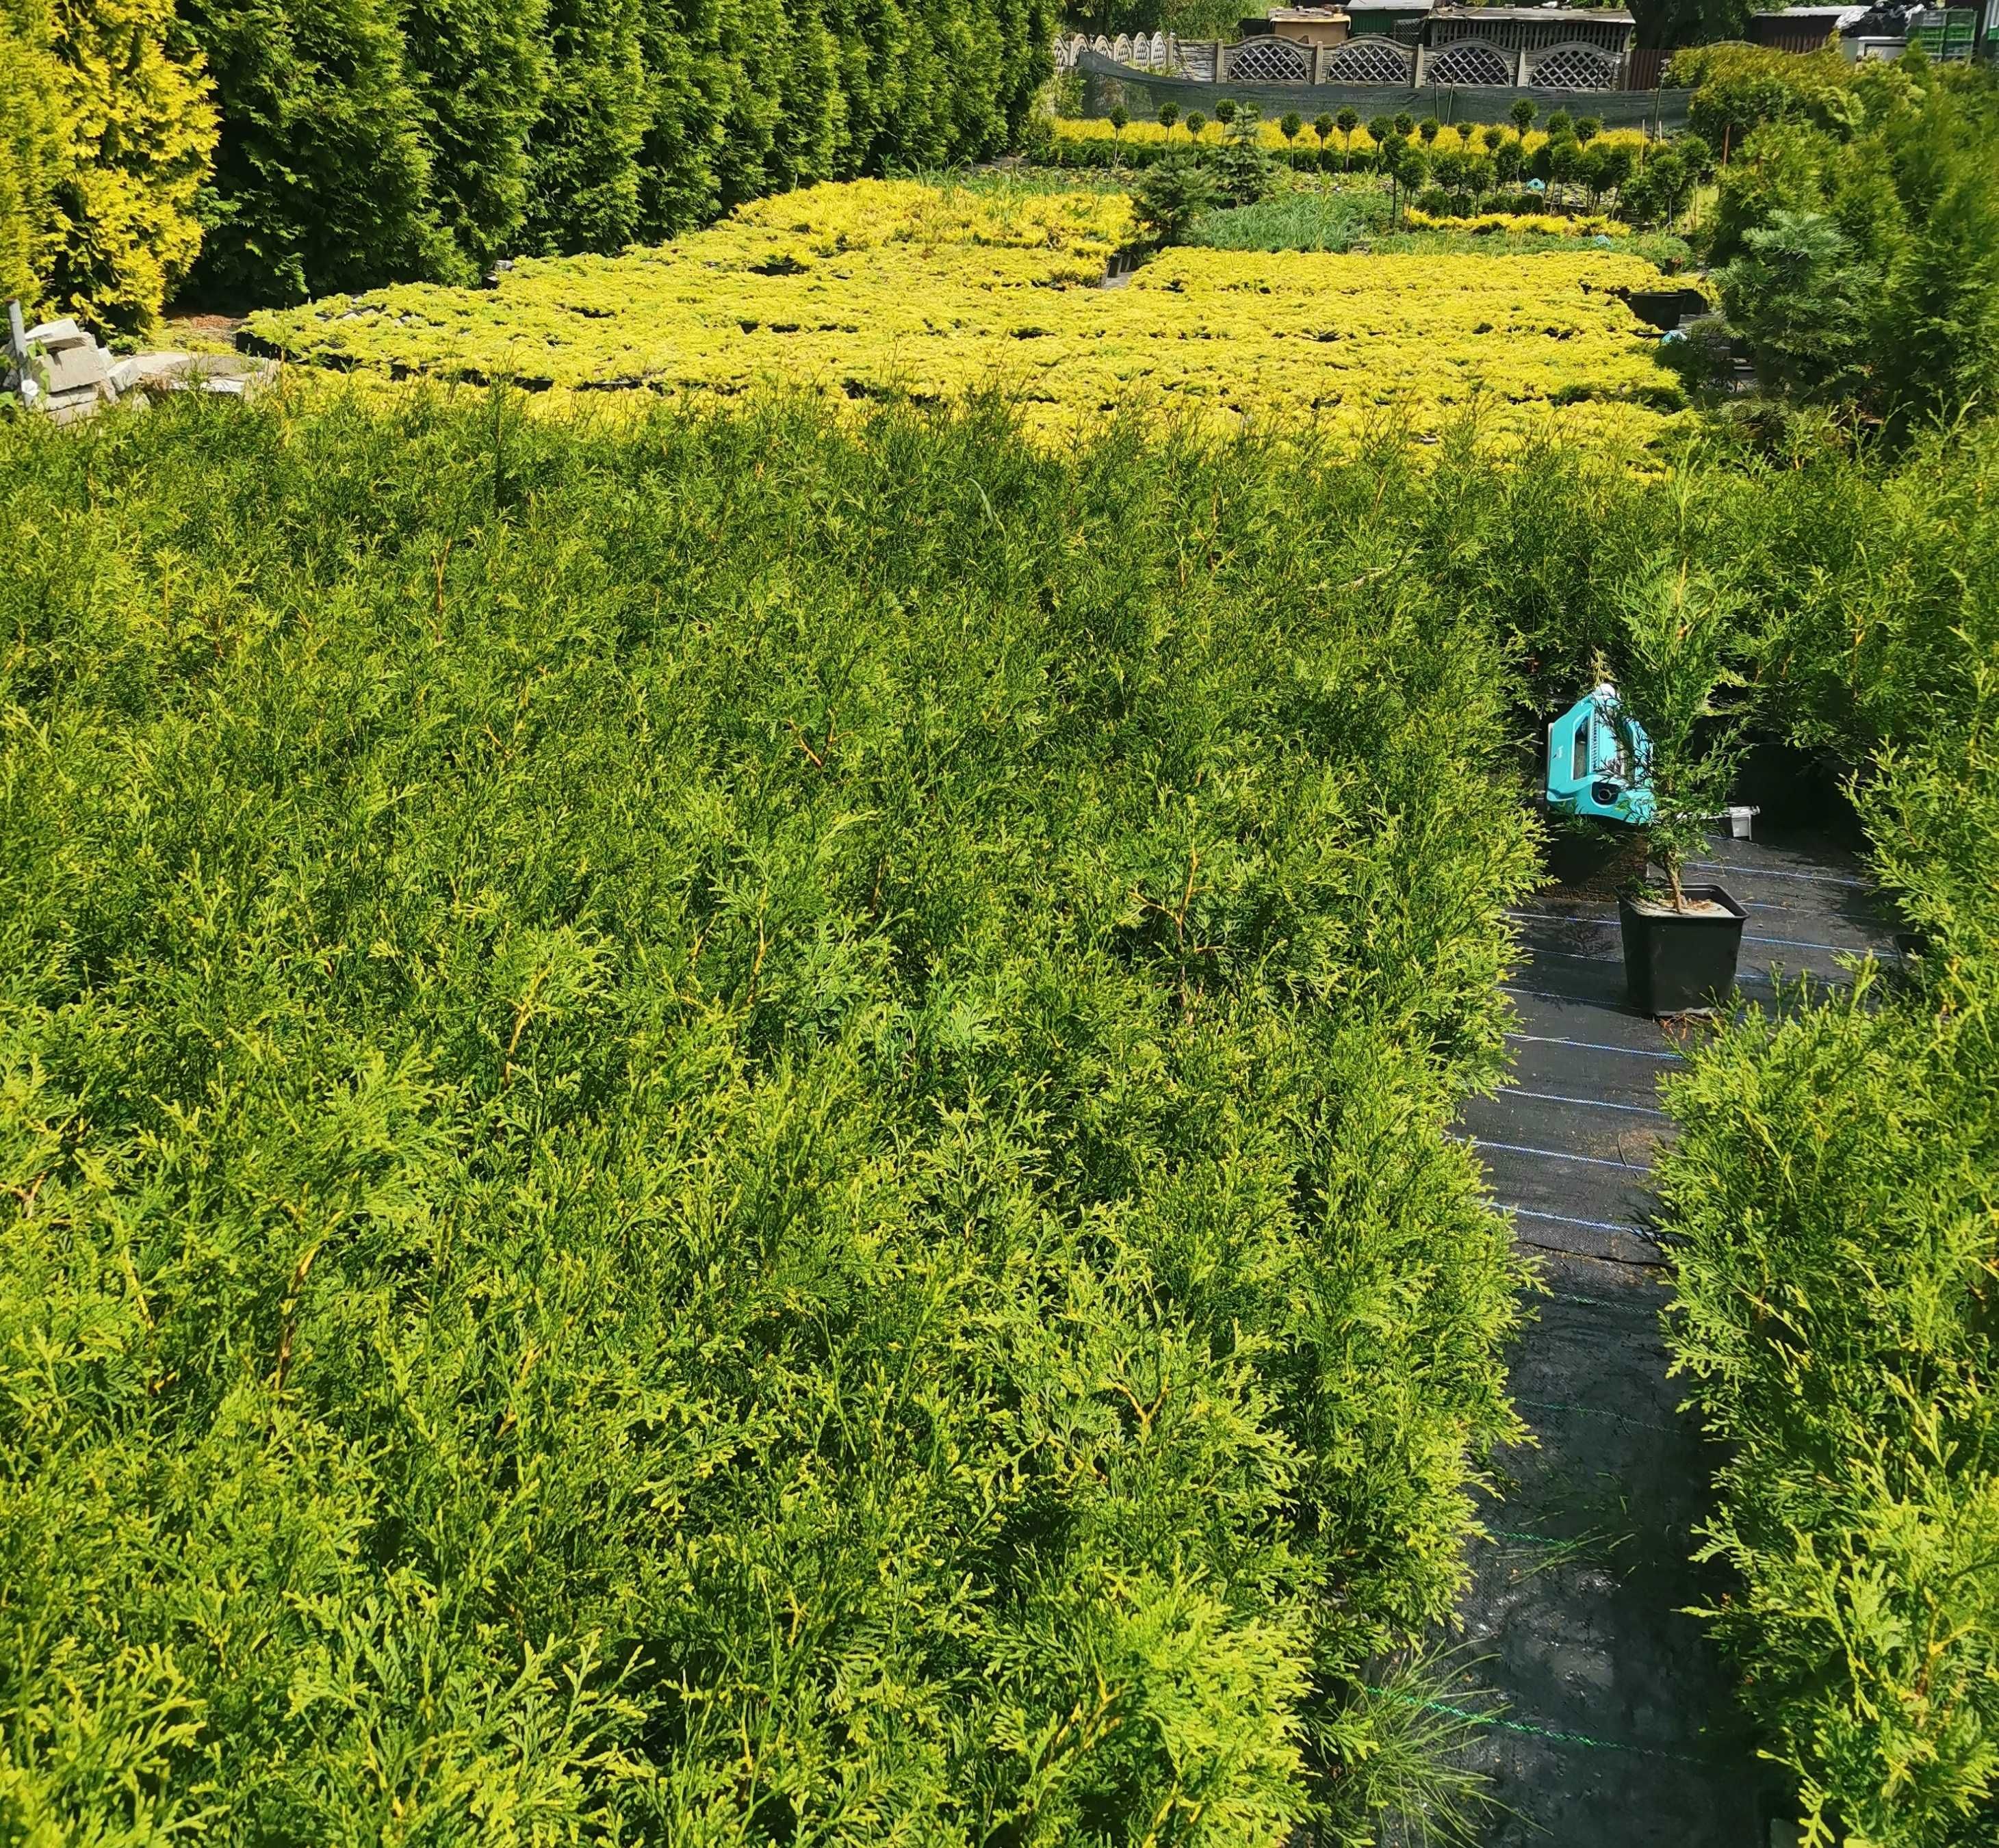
top-left (1618, 885), bottom-right (1747, 1017)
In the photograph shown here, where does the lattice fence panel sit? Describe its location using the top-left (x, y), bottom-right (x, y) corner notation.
top-left (1324, 36), bottom-right (1416, 81)
top-left (1428, 42), bottom-right (1512, 85)
top-left (1229, 36), bottom-right (1311, 79)
top-left (1530, 44), bottom-right (1620, 88)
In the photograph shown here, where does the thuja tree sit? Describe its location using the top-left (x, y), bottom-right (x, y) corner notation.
top-left (1612, 557), bottom-right (1742, 909)
top-left (0, 389), bottom-right (1532, 1840)
top-left (401, 0), bottom-right (552, 278)
top-left (2, 0), bottom-right (216, 335)
top-left (0, 0), bottom-right (61, 313)
top-left (1661, 696), bottom-right (1999, 1847)
top-left (182, 0), bottom-right (449, 303)
top-left (524, 0), bottom-right (649, 254)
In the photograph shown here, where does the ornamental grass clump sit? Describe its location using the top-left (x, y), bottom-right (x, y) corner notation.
top-left (0, 387), bottom-right (1534, 1840)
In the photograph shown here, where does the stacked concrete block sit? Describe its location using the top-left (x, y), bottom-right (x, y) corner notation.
top-left (5, 298), bottom-right (277, 425)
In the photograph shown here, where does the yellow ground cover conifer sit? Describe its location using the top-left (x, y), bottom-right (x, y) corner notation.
top-left (248, 179), bottom-right (1685, 447)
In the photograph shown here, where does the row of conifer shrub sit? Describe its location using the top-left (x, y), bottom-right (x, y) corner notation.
top-left (1, 0), bottom-right (1055, 338)
top-left (0, 389), bottom-right (1537, 1841)
top-left (1648, 421), bottom-right (1999, 1845)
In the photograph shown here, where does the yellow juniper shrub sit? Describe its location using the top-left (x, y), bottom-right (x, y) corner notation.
top-left (1047, 116), bottom-right (1649, 159)
top-left (248, 178), bottom-right (1686, 450)
top-left (1403, 209), bottom-right (1631, 237)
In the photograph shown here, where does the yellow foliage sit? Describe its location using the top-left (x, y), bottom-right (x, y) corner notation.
top-left (1404, 210), bottom-right (1631, 237)
top-left (12, 0), bottom-right (218, 337)
top-left (0, 0), bottom-right (62, 312)
top-left (248, 179), bottom-right (1685, 449)
top-left (1048, 116), bottom-right (1649, 159)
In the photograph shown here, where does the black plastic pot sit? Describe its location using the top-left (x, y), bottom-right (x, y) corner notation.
top-left (1618, 885), bottom-right (1747, 1016)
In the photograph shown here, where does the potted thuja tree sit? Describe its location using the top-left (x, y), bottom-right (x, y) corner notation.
top-left (1614, 560), bottom-right (1749, 1015)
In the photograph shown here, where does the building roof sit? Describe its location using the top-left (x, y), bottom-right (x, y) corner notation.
top-left (1342, 0), bottom-right (1434, 12)
top-left (1431, 5), bottom-right (1635, 18)
top-left (1267, 6), bottom-right (1351, 17)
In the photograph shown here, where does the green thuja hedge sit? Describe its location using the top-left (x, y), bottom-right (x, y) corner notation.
top-left (1658, 716), bottom-right (1999, 1845)
top-left (0, 391), bottom-right (1532, 1841)
top-left (1650, 428), bottom-right (1999, 1844)
top-left (175, 0), bottom-right (1054, 305)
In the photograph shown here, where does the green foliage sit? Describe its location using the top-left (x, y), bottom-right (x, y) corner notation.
top-left (401, 0), bottom-right (552, 277)
top-left (1130, 153), bottom-right (1217, 243)
top-left (1659, 685), bottom-right (1999, 1841)
top-left (1710, 67), bottom-right (1999, 439)
top-left (1629, 0), bottom-right (1748, 53)
top-left (1209, 139), bottom-right (1275, 208)
top-left (1670, 40), bottom-right (1868, 151)
top-left (524, 0), bottom-right (649, 255)
top-left (182, 0), bottom-right (451, 304)
top-left (1717, 209), bottom-right (1873, 400)
top-left (0, 389), bottom-right (1534, 1841)
top-left (1609, 558), bottom-right (1742, 905)
top-left (1187, 185), bottom-right (1390, 252)
top-left (38, 0), bottom-right (1054, 311)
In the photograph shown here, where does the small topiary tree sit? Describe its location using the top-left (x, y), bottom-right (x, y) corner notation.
top-left (1544, 108), bottom-right (1572, 140)
top-left (1280, 109), bottom-right (1302, 145)
top-left (1614, 560), bottom-right (1744, 913)
top-left (1157, 101), bottom-right (1179, 139)
top-left (1575, 115), bottom-right (1601, 144)
top-left (1185, 109), bottom-right (1207, 139)
top-left (1418, 115), bottom-right (1440, 145)
top-left (1213, 98), bottom-right (1237, 131)
top-left (1509, 96), bottom-right (1536, 135)
top-left (1482, 122), bottom-right (1505, 152)
top-left (1367, 114), bottom-right (1394, 169)
top-left (1393, 110), bottom-right (1415, 139)
top-left (1334, 107), bottom-right (1357, 170)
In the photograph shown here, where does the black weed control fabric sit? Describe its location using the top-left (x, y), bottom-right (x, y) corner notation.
top-left (1456, 828), bottom-right (1903, 1846)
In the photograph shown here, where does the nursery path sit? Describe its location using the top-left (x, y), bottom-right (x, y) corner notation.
top-left (1450, 827), bottom-right (1894, 1848)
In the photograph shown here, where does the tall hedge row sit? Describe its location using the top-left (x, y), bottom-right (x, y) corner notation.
top-left (177, 0), bottom-right (1055, 304)
top-left (1, 0), bottom-right (1053, 328)
top-left (0, 391), bottom-right (1532, 1841)
top-left (1644, 424), bottom-right (1999, 1845)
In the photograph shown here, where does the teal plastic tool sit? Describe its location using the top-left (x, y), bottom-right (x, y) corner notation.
top-left (1545, 684), bottom-right (1655, 825)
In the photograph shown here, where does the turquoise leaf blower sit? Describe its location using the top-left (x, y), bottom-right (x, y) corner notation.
top-left (1545, 683), bottom-right (1655, 826)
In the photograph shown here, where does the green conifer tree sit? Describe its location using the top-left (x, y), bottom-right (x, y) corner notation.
top-left (183, 0), bottom-right (446, 304)
top-left (526, 0), bottom-right (650, 255)
top-left (400, 0), bottom-right (551, 278)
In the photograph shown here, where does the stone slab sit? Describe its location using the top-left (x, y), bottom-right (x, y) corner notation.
top-left (25, 315), bottom-right (90, 353)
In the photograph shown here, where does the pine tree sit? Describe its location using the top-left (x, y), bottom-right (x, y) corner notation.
top-left (524, 0), bottom-right (649, 255)
top-left (182, 0), bottom-right (448, 304)
top-left (400, 0), bottom-right (551, 279)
